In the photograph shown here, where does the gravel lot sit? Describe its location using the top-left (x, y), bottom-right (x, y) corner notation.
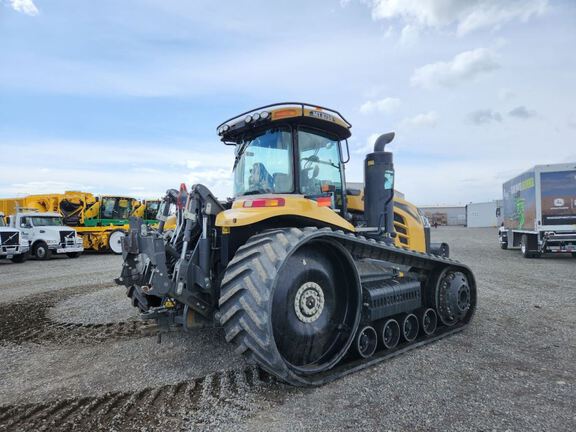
top-left (0, 227), bottom-right (574, 431)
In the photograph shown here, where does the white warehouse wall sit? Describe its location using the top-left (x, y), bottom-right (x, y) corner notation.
top-left (466, 201), bottom-right (498, 228)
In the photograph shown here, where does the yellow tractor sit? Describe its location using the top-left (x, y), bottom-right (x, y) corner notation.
top-left (117, 102), bottom-right (476, 386)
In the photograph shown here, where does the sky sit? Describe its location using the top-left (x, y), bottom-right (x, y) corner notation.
top-left (0, 0), bottom-right (575, 205)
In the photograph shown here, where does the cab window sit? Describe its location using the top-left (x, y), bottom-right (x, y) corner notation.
top-left (297, 128), bottom-right (343, 203)
top-left (233, 127), bottom-right (293, 196)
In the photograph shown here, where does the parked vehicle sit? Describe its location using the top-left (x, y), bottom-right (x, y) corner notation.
top-left (0, 193), bottom-right (159, 254)
top-left (499, 163), bottom-right (576, 258)
top-left (0, 212), bottom-right (29, 263)
top-left (117, 102), bottom-right (477, 386)
top-left (7, 211), bottom-right (84, 259)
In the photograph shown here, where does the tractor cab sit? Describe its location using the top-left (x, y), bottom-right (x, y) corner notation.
top-left (218, 103), bottom-right (352, 214)
top-left (98, 196), bottom-right (133, 223)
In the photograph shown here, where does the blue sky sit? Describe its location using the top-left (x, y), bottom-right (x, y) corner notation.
top-left (1, 0), bottom-right (575, 205)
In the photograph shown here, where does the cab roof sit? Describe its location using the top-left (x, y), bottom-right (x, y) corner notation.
top-left (217, 102), bottom-right (352, 144)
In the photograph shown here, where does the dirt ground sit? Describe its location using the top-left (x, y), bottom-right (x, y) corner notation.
top-left (0, 227), bottom-right (574, 431)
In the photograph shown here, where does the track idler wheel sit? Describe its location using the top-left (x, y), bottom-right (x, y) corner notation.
top-left (380, 319), bottom-right (400, 349)
top-left (402, 314), bottom-right (419, 342)
top-left (435, 268), bottom-right (472, 326)
top-left (355, 325), bottom-right (377, 358)
top-left (421, 308), bottom-right (438, 335)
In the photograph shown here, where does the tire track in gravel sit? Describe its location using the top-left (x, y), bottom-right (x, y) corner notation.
top-left (0, 365), bottom-right (289, 432)
top-left (0, 283), bottom-right (155, 346)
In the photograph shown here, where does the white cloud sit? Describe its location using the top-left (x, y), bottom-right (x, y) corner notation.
top-left (359, 97), bottom-right (401, 115)
top-left (508, 106), bottom-right (537, 119)
top-left (498, 88), bottom-right (515, 100)
top-left (401, 111), bottom-right (439, 128)
top-left (0, 140), bottom-right (235, 200)
top-left (399, 24), bottom-right (420, 46)
top-left (369, 0), bottom-right (547, 35)
top-left (468, 109), bottom-right (502, 125)
top-left (8, 0), bottom-right (38, 16)
top-left (411, 48), bottom-right (500, 89)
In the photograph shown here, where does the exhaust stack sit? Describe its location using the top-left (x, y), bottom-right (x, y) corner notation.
top-left (364, 132), bottom-right (395, 235)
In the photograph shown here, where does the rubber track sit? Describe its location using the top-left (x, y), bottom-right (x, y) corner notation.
top-left (0, 366), bottom-right (275, 432)
top-left (219, 227), bottom-right (476, 386)
top-left (0, 284), bottom-right (155, 346)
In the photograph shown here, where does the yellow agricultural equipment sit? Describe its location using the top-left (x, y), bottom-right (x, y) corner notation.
top-left (0, 192), bottom-right (155, 254)
top-left (117, 102), bottom-right (476, 385)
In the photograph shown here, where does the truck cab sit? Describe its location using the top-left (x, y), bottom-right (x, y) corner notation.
top-left (0, 212), bottom-right (30, 263)
top-left (9, 211), bottom-right (84, 260)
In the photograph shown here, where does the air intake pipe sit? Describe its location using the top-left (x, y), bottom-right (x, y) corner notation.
top-left (364, 132), bottom-right (395, 236)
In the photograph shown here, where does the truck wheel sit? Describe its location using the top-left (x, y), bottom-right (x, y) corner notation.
top-left (66, 252), bottom-right (81, 258)
top-left (108, 230), bottom-right (125, 255)
top-left (520, 235), bottom-right (539, 258)
top-left (10, 253), bottom-right (28, 263)
top-left (499, 239), bottom-right (508, 250)
top-left (33, 241), bottom-right (52, 260)
top-left (571, 252), bottom-right (576, 258)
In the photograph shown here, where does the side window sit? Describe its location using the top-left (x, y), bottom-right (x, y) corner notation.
top-left (20, 217), bottom-right (28, 228)
top-left (298, 128), bottom-right (343, 202)
top-left (102, 198), bottom-right (116, 219)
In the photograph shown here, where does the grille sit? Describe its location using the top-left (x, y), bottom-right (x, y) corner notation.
top-left (60, 230), bottom-right (76, 246)
top-left (0, 231), bottom-right (20, 246)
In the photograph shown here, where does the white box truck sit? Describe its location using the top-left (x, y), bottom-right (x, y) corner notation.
top-left (498, 163), bottom-right (576, 258)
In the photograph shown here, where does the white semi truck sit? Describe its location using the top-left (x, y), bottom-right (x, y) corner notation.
top-left (0, 212), bottom-right (30, 263)
top-left (7, 211), bottom-right (84, 260)
top-left (499, 163), bottom-right (576, 258)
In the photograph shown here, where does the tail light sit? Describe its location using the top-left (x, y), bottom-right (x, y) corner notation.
top-left (243, 198), bottom-right (286, 208)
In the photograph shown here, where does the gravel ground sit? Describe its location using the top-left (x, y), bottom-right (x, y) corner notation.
top-left (0, 227), bottom-right (574, 431)
top-left (0, 252), bottom-right (120, 303)
top-left (47, 286), bottom-right (140, 324)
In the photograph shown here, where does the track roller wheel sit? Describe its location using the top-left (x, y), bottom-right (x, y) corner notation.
top-left (421, 308), bottom-right (437, 335)
top-left (435, 267), bottom-right (473, 326)
top-left (355, 325), bottom-right (377, 358)
top-left (219, 228), bottom-right (362, 386)
top-left (379, 318), bottom-right (400, 349)
top-left (402, 314), bottom-right (419, 342)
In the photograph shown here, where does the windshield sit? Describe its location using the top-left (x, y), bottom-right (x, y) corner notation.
top-left (145, 201), bottom-right (160, 220)
top-left (298, 128), bottom-right (343, 199)
top-left (233, 127), bottom-right (293, 196)
top-left (101, 197), bottom-right (132, 219)
top-left (31, 216), bottom-right (63, 226)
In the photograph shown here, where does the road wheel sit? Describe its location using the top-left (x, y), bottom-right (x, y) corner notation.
top-left (66, 252), bottom-right (81, 258)
top-left (10, 253), bottom-right (28, 263)
top-left (33, 241), bottom-right (52, 260)
top-left (500, 241), bottom-right (508, 250)
top-left (571, 252), bottom-right (576, 258)
top-left (108, 230), bottom-right (125, 254)
top-left (520, 234), bottom-right (538, 258)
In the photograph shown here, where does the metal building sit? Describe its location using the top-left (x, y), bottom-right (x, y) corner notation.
top-left (419, 206), bottom-right (466, 226)
top-left (466, 201), bottom-right (499, 228)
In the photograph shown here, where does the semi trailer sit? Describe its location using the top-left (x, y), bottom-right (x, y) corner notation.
top-left (499, 163), bottom-right (576, 258)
